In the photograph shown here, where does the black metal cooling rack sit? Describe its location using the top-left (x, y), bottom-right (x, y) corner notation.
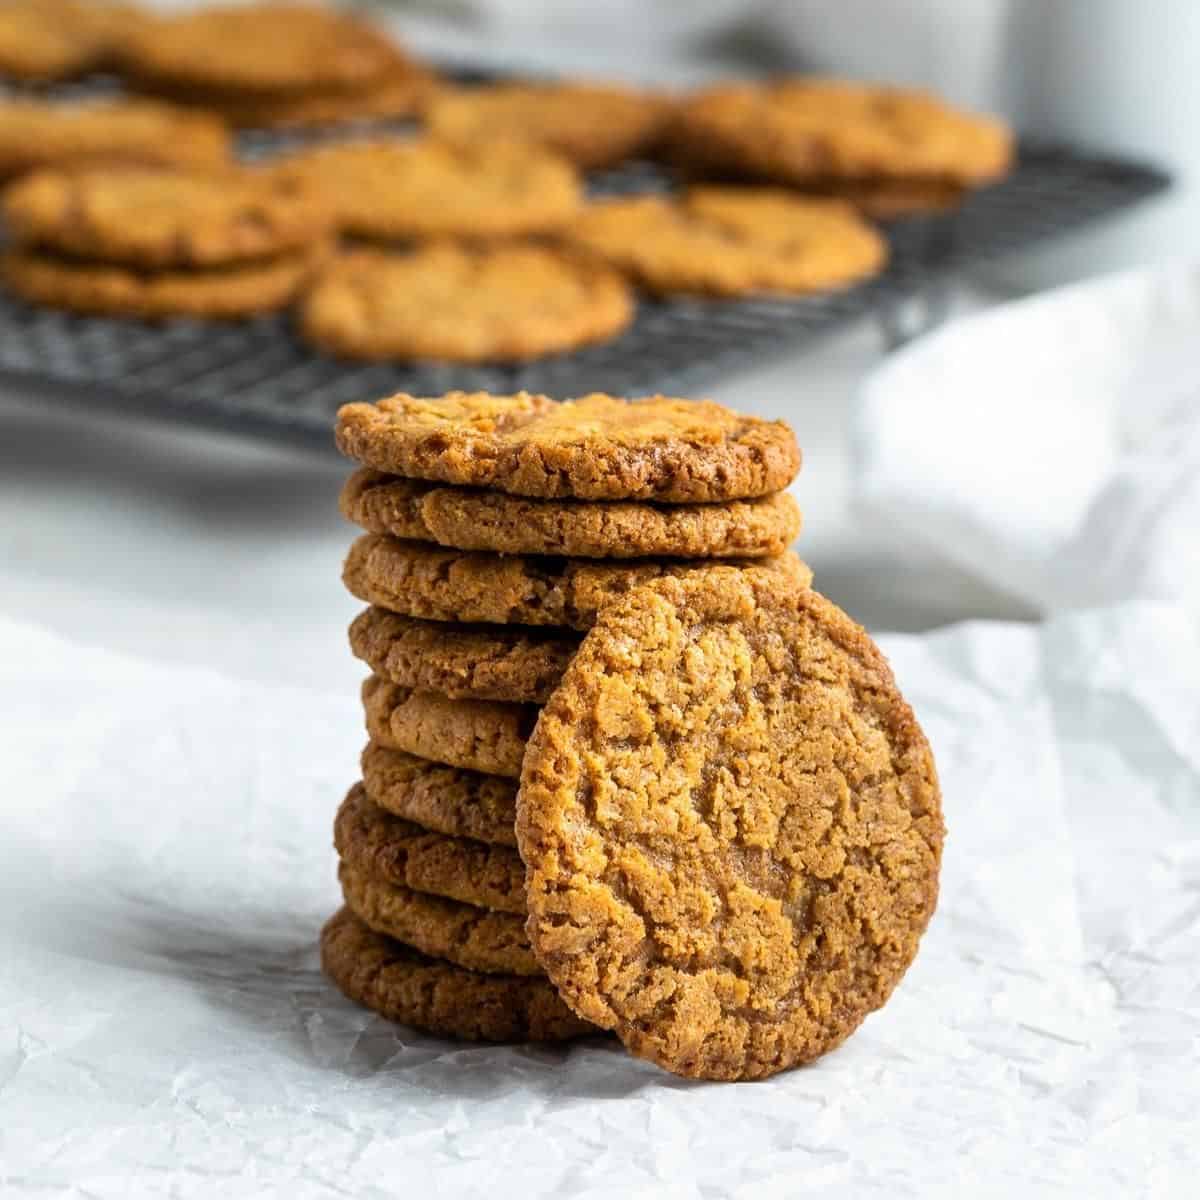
top-left (0, 101), bottom-right (1170, 453)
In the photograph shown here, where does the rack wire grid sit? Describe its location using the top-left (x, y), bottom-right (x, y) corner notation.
top-left (0, 82), bottom-right (1170, 454)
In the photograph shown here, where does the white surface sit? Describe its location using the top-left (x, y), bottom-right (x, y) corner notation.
top-left (854, 263), bottom-right (1200, 622)
top-left (1, 602), bottom-right (1196, 1198)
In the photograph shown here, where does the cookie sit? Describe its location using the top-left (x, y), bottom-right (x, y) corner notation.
top-left (0, 99), bottom-right (230, 179)
top-left (0, 0), bottom-right (139, 82)
top-left (273, 139), bottom-right (581, 241)
top-left (0, 245), bottom-right (322, 320)
top-left (361, 743), bottom-right (519, 848)
top-left (567, 188), bottom-right (887, 298)
top-left (425, 81), bottom-right (672, 170)
top-left (301, 244), bottom-right (632, 364)
top-left (338, 861), bottom-right (539, 976)
top-left (517, 571), bottom-right (944, 1081)
top-left (335, 392), bottom-right (802, 502)
top-left (671, 79), bottom-right (1012, 187)
top-left (335, 783), bottom-right (526, 914)
top-left (362, 674), bottom-right (536, 779)
top-left (341, 468), bottom-right (802, 559)
top-left (321, 908), bottom-right (593, 1042)
top-left (344, 533), bottom-right (812, 632)
top-left (3, 165), bottom-right (332, 268)
top-left (349, 608), bottom-right (579, 705)
top-left (152, 69), bottom-right (436, 130)
top-left (122, 2), bottom-right (401, 95)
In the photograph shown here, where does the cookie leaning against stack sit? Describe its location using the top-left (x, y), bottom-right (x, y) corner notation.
top-left (0, 162), bottom-right (332, 319)
top-left (322, 389), bottom-right (943, 1080)
top-left (322, 390), bottom-right (810, 1048)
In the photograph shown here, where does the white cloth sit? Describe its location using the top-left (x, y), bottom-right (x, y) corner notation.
top-left (853, 263), bottom-right (1200, 621)
top-left (1, 605), bottom-right (1196, 1198)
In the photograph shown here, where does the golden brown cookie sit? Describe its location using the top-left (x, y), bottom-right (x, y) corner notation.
top-left (336, 783), bottom-right (526, 914)
top-left (151, 68), bottom-right (437, 130)
top-left (341, 467), bottom-right (801, 559)
top-left (321, 907), bottom-right (594, 1042)
top-left (301, 243), bottom-right (632, 364)
top-left (338, 861), bottom-right (539, 976)
top-left (670, 78), bottom-right (1012, 187)
top-left (3, 165), bottom-right (332, 268)
top-left (344, 533), bottom-right (812, 632)
top-left (362, 743), bottom-right (519, 848)
top-left (517, 571), bottom-right (944, 1081)
top-left (0, 245), bottom-right (322, 320)
top-left (350, 608), bottom-right (579, 705)
top-left (425, 81), bottom-right (672, 169)
top-left (362, 674), bottom-right (536, 779)
top-left (121, 2), bottom-right (401, 95)
top-left (0, 0), bottom-right (140, 82)
top-left (0, 99), bottom-right (230, 179)
top-left (335, 392), bottom-right (802, 502)
top-left (568, 188), bottom-right (887, 298)
top-left (273, 139), bottom-right (581, 241)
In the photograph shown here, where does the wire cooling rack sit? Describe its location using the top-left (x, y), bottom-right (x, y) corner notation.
top-left (0, 111), bottom-right (1170, 453)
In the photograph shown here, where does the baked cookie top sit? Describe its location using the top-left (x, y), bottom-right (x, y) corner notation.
top-left (336, 783), bottom-right (526, 914)
top-left (301, 244), bottom-right (631, 364)
top-left (517, 571), bottom-right (944, 1080)
top-left (0, 99), bottom-right (230, 178)
top-left (0, 244), bottom-right (320, 320)
top-left (321, 908), bottom-right (594, 1042)
top-left (0, 0), bottom-right (139, 82)
top-left (343, 533), bottom-right (812, 631)
top-left (361, 743), bottom-right (519, 848)
top-left (425, 81), bottom-right (672, 169)
top-left (341, 467), bottom-right (801, 559)
top-left (349, 607), bottom-right (579, 705)
top-left (3, 165), bottom-right (332, 268)
top-left (274, 139), bottom-right (581, 240)
top-left (362, 675), bottom-right (538, 779)
top-left (122, 2), bottom-right (401, 94)
top-left (568, 187), bottom-right (887, 297)
top-left (335, 391), bottom-right (801, 502)
top-left (338, 860), bottom-right (539, 976)
top-left (672, 78), bottom-right (1013, 186)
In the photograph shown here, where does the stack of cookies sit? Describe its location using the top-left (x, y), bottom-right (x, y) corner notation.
top-left (119, 2), bottom-right (434, 130)
top-left (322, 391), bottom-right (945, 1081)
top-left (0, 162), bottom-right (332, 320)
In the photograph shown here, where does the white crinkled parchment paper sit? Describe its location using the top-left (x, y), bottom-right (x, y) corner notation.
top-left (0, 607), bottom-right (1197, 1198)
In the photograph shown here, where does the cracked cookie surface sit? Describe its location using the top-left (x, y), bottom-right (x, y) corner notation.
top-left (0, 99), bottom-right (230, 179)
top-left (517, 570), bottom-right (943, 1081)
top-left (671, 79), bottom-right (1012, 187)
top-left (350, 608), bottom-right (579, 704)
top-left (302, 244), bottom-right (631, 363)
top-left (344, 533), bottom-right (811, 631)
top-left (568, 188), bottom-right (887, 297)
top-left (123, 2), bottom-right (401, 94)
top-left (341, 467), bottom-right (801, 559)
top-left (335, 391), bottom-right (801, 502)
top-left (275, 139), bottom-right (581, 241)
top-left (425, 81), bottom-right (671, 169)
top-left (361, 743), bottom-right (519, 847)
top-left (321, 908), bottom-right (593, 1041)
top-left (339, 860), bottom-right (539, 975)
top-left (3, 165), bottom-right (331, 268)
top-left (336, 784), bottom-right (526, 913)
